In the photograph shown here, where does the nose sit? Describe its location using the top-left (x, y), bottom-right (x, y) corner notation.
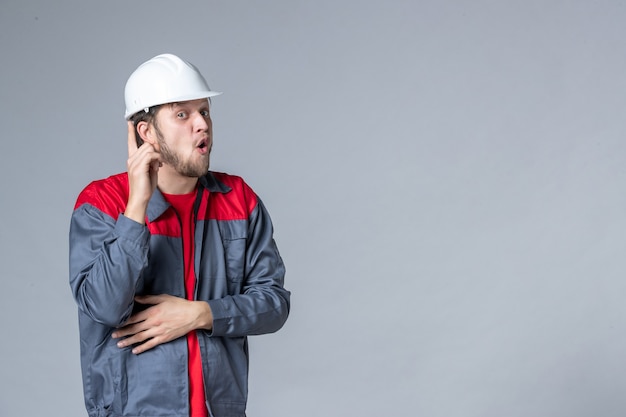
top-left (194, 112), bottom-right (210, 132)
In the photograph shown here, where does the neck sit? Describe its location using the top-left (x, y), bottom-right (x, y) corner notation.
top-left (157, 166), bottom-right (199, 194)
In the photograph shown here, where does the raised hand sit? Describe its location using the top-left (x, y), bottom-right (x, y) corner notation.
top-left (124, 121), bottom-right (161, 224)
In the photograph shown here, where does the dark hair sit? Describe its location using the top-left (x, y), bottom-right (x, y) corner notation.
top-left (129, 106), bottom-right (161, 147)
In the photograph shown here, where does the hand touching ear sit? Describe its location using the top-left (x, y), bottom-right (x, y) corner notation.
top-left (124, 121), bottom-right (161, 224)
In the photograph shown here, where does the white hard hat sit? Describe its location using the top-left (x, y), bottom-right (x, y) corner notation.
top-left (124, 53), bottom-right (222, 119)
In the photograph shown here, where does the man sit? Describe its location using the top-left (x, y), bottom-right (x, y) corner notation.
top-left (69, 53), bottom-right (290, 417)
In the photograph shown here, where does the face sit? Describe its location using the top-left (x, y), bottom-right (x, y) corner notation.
top-left (150, 98), bottom-right (213, 178)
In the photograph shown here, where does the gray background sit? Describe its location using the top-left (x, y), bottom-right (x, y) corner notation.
top-left (1, 1), bottom-right (626, 416)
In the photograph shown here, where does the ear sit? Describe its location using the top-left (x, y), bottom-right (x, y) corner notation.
top-left (136, 121), bottom-right (157, 145)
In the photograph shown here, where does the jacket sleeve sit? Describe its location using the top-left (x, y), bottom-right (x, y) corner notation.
top-left (69, 203), bottom-right (150, 327)
top-left (207, 199), bottom-right (290, 337)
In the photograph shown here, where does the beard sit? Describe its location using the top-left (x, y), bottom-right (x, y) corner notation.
top-left (155, 125), bottom-right (210, 178)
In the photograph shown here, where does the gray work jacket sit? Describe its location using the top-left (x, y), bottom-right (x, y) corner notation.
top-left (69, 171), bottom-right (290, 417)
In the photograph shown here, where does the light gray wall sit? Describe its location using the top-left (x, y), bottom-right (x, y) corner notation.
top-left (1, 1), bottom-right (626, 416)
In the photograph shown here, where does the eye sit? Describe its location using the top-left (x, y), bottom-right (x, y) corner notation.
top-left (177, 111), bottom-right (187, 118)
top-left (200, 110), bottom-right (210, 117)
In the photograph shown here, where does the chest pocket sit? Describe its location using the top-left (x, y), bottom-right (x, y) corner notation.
top-left (217, 220), bottom-right (248, 282)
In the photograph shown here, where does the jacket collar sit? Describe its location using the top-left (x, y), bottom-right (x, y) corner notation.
top-left (146, 171), bottom-right (231, 222)
top-left (199, 171), bottom-right (232, 193)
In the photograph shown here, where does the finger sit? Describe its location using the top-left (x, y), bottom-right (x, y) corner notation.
top-left (132, 336), bottom-right (161, 355)
top-left (112, 326), bottom-right (133, 339)
top-left (115, 328), bottom-right (154, 348)
top-left (127, 145), bottom-right (161, 172)
top-left (113, 324), bottom-right (163, 354)
top-left (113, 313), bottom-right (155, 340)
top-left (111, 320), bottom-right (144, 339)
top-left (111, 309), bottom-right (150, 338)
top-left (127, 121), bottom-right (137, 157)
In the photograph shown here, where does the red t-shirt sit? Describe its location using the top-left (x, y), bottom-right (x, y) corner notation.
top-left (162, 191), bottom-right (207, 417)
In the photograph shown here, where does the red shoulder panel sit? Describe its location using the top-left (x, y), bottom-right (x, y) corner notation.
top-left (73, 173), bottom-right (130, 220)
top-left (197, 172), bottom-right (258, 221)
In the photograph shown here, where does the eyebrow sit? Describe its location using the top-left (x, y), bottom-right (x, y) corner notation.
top-left (170, 102), bottom-right (209, 111)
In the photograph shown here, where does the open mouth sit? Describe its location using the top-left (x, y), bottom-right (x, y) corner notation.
top-left (196, 139), bottom-right (210, 155)
top-left (197, 138), bottom-right (209, 150)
